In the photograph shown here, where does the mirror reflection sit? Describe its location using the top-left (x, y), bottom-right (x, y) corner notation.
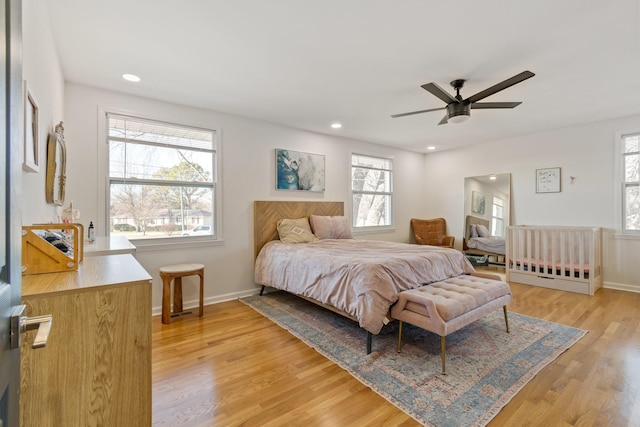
top-left (45, 121), bottom-right (67, 206)
top-left (463, 173), bottom-right (511, 264)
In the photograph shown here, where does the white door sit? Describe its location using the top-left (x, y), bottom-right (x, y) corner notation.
top-left (0, 1), bottom-right (22, 425)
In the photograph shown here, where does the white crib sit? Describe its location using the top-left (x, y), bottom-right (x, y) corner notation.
top-left (506, 225), bottom-right (602, 295)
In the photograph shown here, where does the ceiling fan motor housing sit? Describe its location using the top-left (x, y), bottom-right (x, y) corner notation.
top-left (447, 102), bottom-right (470, 121)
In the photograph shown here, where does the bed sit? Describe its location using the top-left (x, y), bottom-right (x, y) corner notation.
top-left (463, 215), bottom-right (506, 264)
top-left (253, 200), bottom-right (475, 352)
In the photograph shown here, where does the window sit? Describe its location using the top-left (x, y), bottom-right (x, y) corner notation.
top-left (622, 133), bottom-right (640, 233)
top-left (491, 196), bottom-right (505, 237)
top-left (351, 153), bottom-right (393, 229)
top-left (107, 114), bottom-right (217, 241)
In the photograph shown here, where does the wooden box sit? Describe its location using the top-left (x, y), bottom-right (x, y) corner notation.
top-left (22, 223), bottom-right (84, 275)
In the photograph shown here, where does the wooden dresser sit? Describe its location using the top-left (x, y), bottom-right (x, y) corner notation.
top-left (20, 254), bottom-right (152, 427)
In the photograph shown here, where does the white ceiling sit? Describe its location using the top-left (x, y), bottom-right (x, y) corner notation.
top-left (45, 0), bottom-right (640, 153)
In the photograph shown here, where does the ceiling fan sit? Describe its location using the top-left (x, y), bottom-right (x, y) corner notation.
top-left (391, 70), bottom-right (535, 125)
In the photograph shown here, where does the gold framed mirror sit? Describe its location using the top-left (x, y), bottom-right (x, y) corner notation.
top-left (45, 121), bottom-right (66, 205)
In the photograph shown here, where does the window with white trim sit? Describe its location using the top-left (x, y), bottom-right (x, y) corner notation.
top-left (622, 133), bottom-right (640, 233)
top-left (107, 114), bottom-right (217, 240)
top-left (351, 153), bottom-right (393, 228)
top-left (491, 196), bottom-right (505, 237)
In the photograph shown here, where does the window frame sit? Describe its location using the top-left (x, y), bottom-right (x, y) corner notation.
top-left (620, 132), bottom-right (640, 236)
top-left (98, 107), bottom-right (223, 249)
top-left (350, 152), bottom-right (394, 232)
top-left (491, 195), bottom-right (505, 237)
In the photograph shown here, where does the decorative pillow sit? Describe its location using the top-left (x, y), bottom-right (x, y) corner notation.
top-left (309, 215), bottom-right (353, 239)
top-left (277, 217), bottom-right (318, 243)
top-left (470, 223), bottom-right (478, 238)
top-left (476, 224), bottom-right (490, 238)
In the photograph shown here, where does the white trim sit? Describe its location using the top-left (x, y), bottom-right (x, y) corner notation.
top-left (603, 281), bottom-right (640, 294)
top-left (151, 286), bottom-right (259, 316)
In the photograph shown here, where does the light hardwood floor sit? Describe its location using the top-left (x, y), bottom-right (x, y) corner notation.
top-left (152, 282), bottom-right (640, 426)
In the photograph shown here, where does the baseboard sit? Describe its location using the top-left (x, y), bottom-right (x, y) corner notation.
top-left (603, 281), bottom-right (640, 294)
top-left (152, 287), bottom-right (262, 317)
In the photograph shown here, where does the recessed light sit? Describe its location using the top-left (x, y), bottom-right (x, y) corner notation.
top-left (122, 73), bottom-right (141, 82)
top-left (427, 146), bottom-right (436, 150)
top-left (331, 123), bottom-right (342, 129)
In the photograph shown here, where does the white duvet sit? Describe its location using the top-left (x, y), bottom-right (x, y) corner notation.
top-left (466, 237), bottom-right (506, 255)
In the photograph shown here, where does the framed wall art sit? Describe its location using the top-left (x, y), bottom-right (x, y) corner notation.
top-left (536, 167), bottom-right (561, 193)
top-left (471, 191), bottom-right (485, 215)
top-left (23, 81), bottom-right (39, 172)
top-left (275, 148), bottom-right (325, 192)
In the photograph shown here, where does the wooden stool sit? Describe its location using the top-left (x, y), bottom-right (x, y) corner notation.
top-left (160, 263), bottom-right (204, 324)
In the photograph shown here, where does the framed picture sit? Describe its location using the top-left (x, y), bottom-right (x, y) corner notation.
top-left (536, 167), bottom-right (561, 193)
top-left (471, 191), bottom-right (485, 215)
top-left (23, 81), bottom-right (39, 172)
top-left (275, 148), bottom-right (325, 192)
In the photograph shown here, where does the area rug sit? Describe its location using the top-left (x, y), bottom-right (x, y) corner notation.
top-left (240, 291), bottom-right (587, 427)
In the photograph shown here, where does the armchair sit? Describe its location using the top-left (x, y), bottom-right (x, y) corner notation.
top-left (410, 218), bottom-right (455, 248)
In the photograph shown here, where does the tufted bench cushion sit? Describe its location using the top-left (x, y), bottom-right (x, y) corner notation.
top-left (391, 273), bottom-right (512, 374)
top-left (400, 274), bottom-right (511, 322)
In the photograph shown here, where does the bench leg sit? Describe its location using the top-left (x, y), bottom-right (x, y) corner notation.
top-left (397, 321), bottom-right (403, 353)
top-left (441, 335), bottom-right (446, 375)
top-left (503, 306), bottom-right (510, 333)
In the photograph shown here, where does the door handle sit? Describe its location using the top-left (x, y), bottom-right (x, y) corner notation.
top-left (10, 305), bottom-right (53, 349)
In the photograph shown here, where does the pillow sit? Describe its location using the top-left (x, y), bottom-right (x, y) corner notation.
top-left (476, 224), bottom-right (490, 238)
top-left (309, 215), bottom-right (353, 240)
top-left (469, 223), bottom-right (478, 238)
top-left (276, 217), bottom-right (318, 243)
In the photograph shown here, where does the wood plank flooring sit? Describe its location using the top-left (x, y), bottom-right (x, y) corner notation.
top-left (152, 283), bottom-right (640, 426)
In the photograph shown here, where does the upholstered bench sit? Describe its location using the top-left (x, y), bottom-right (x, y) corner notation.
top-left (391, 272), bottom-right (512, 375)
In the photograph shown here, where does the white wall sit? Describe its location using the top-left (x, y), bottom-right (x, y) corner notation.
top-left (60, 83), bottom-right (426, 312)
top-left (423, 116), bottom-right (640, 292)
top-left (21, 0), bottom-right (65, 225)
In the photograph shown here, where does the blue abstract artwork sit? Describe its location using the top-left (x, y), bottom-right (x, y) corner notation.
top-left (276, 148), bottom-right (325, 192)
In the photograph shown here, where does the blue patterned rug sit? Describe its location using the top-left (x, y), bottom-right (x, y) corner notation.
top-left (241, 291), bottom-right (586, 427)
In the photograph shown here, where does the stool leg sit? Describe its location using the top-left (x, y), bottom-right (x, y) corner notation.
top-left (173, 277), bottom-right (183, 314)
top-left (198, 270), bottom-right (204, 317)
top-left (397, 321), bottom-right (403, 353)
top-left (441, 335), bottom-right (447, 375)
top-left (161, 276), bottom-right (171, 324)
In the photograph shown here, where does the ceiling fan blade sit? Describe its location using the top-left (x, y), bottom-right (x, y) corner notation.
top-left (438, 114), bottom-right (448, 125)
top-left (390, 106), bottom-right (445, 118)
top-left (471, 102), bottom-right (522, 109)
top-left (421, 82), bottom-right (459, 104)
top-left (466, 71), bottom-right (535, 104)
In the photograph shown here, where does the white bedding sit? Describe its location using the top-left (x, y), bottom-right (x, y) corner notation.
top-left (466, 237), bottom-right (506, 255)
top-left (254, 239), bottom-right (475, 334)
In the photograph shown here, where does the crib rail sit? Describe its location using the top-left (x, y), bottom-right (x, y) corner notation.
top-left (506, 225), bottom-right (602, 295)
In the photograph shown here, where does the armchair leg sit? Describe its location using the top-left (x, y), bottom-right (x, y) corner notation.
top-left (397, 321), bottom-right (403, 352)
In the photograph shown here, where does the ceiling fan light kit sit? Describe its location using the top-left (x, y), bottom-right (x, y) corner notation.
top-left (446, 102), bottom-right (471, 124)
top-left (392, 70), bottom-right (535, 125)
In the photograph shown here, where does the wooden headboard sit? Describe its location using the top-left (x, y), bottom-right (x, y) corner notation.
top-left (465, 215), bottom-right (489, 240)
top-left (254, 200), bottom-right (344, 258)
